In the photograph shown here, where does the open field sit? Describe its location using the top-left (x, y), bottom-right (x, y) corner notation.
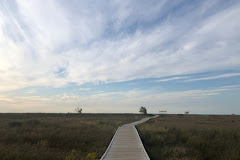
top-left (137, 114), bottom-right (240, 160)
top-left (0, 113), bottom-right (148, 160)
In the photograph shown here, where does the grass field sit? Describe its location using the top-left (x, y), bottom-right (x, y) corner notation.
top-left (0, 113), bottom-right (148, 160)
top-left (137, 114), bottom-right (240, 160)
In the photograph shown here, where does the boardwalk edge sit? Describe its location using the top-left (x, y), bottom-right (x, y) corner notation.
top-left (100, 126), bottom-right (121, 160)
top-left (134, 125), bottom-right (151, 160)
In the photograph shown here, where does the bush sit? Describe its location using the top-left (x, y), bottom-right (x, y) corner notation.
top-left (65, 149), bottom-right (77, 160)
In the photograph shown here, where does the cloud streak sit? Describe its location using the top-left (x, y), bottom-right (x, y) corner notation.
top-left (185, 73), bottom-right (240, 82)
top-left (153, 76), bottom-right (189, 82)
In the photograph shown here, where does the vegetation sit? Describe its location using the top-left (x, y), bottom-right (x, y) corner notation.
top-left (137, 114), bottom-right (240, 160)
top-left (75, 107), bottom-right (83, 114)
top-left (0, 113), bottom-right (147, 160)
top-left (139, 106), bottom-right (147, 114)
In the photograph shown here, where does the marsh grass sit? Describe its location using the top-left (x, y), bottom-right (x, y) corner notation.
top-left (137, 114), bottom-right (240, 160)
top-left (0, 113), bottom-right (147, 160)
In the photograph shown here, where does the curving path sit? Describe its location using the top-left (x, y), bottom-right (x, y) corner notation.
top-left (101, 115), bottom-right (158, 160)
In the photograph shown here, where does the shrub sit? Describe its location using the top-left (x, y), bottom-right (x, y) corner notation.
top-left (87, 152), bottom-right (100, 160)
top-left (65, 149), bottom-right (77, 160)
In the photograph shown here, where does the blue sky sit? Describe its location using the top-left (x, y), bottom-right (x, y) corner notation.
top-left (0, 0), bottom-right (240, 114)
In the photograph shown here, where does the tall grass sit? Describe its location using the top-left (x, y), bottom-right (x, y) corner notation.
top-left (0, 113), bottom-right (147, 160)
top-left (137, 114), bottom-right (240, 160)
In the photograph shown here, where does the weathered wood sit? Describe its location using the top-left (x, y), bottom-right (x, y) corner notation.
top-left (101, 115), bottom-right (158, 160)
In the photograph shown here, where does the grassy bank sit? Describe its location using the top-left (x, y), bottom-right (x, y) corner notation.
top-left (137, 114), bottom-right (240, 160)
top-left (0, 113), bottom-right (147, 160)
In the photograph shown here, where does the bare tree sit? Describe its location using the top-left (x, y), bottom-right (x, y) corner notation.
top-left (139, 106), bottom-right (147, 114)
top-left (75, 107), bottom-right (82, 114)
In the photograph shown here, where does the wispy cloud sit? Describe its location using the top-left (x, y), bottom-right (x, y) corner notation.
top-left (0, 1), bottom-right (240, 114)
top-left (1, 85), bottom-right (240, 113)
top-left (0, 1), bottom-right (239, 91)
top-left (153, 76), bottom-right (189, 82)
top-left (185, 73), bottom-right (240, 82)
top-left (0, 95), bottom-right (16, 103)
top-left (78, 88), bottom-right (91, 91)
top-left (26, 89), bottom-right (36, 94)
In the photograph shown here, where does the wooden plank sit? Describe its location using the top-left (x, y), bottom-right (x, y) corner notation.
top-left (101, 115), bottom-right (158, 160)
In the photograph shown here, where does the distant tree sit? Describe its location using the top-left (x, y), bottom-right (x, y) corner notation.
top-left (75, 107), bottom-right (82, 114)
top-left (139, 106), bottom-right (147, 114)
top-left (185, 111), bottom-right (189, 114)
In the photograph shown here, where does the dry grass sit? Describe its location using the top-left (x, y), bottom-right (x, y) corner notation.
top-left (137, 114), bottom-right (240, 160)
top-left (0, 113), bottom-right (148, 160)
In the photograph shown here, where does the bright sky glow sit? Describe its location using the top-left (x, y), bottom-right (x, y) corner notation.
top-left (0, 0), bottom-right (240, 114)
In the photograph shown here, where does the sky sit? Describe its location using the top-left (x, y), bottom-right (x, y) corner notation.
top-left (0, 0), bottom-right (240, 114)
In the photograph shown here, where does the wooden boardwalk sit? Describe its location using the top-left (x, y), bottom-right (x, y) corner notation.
top-left (101, 115), bottom-right (158, 160)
